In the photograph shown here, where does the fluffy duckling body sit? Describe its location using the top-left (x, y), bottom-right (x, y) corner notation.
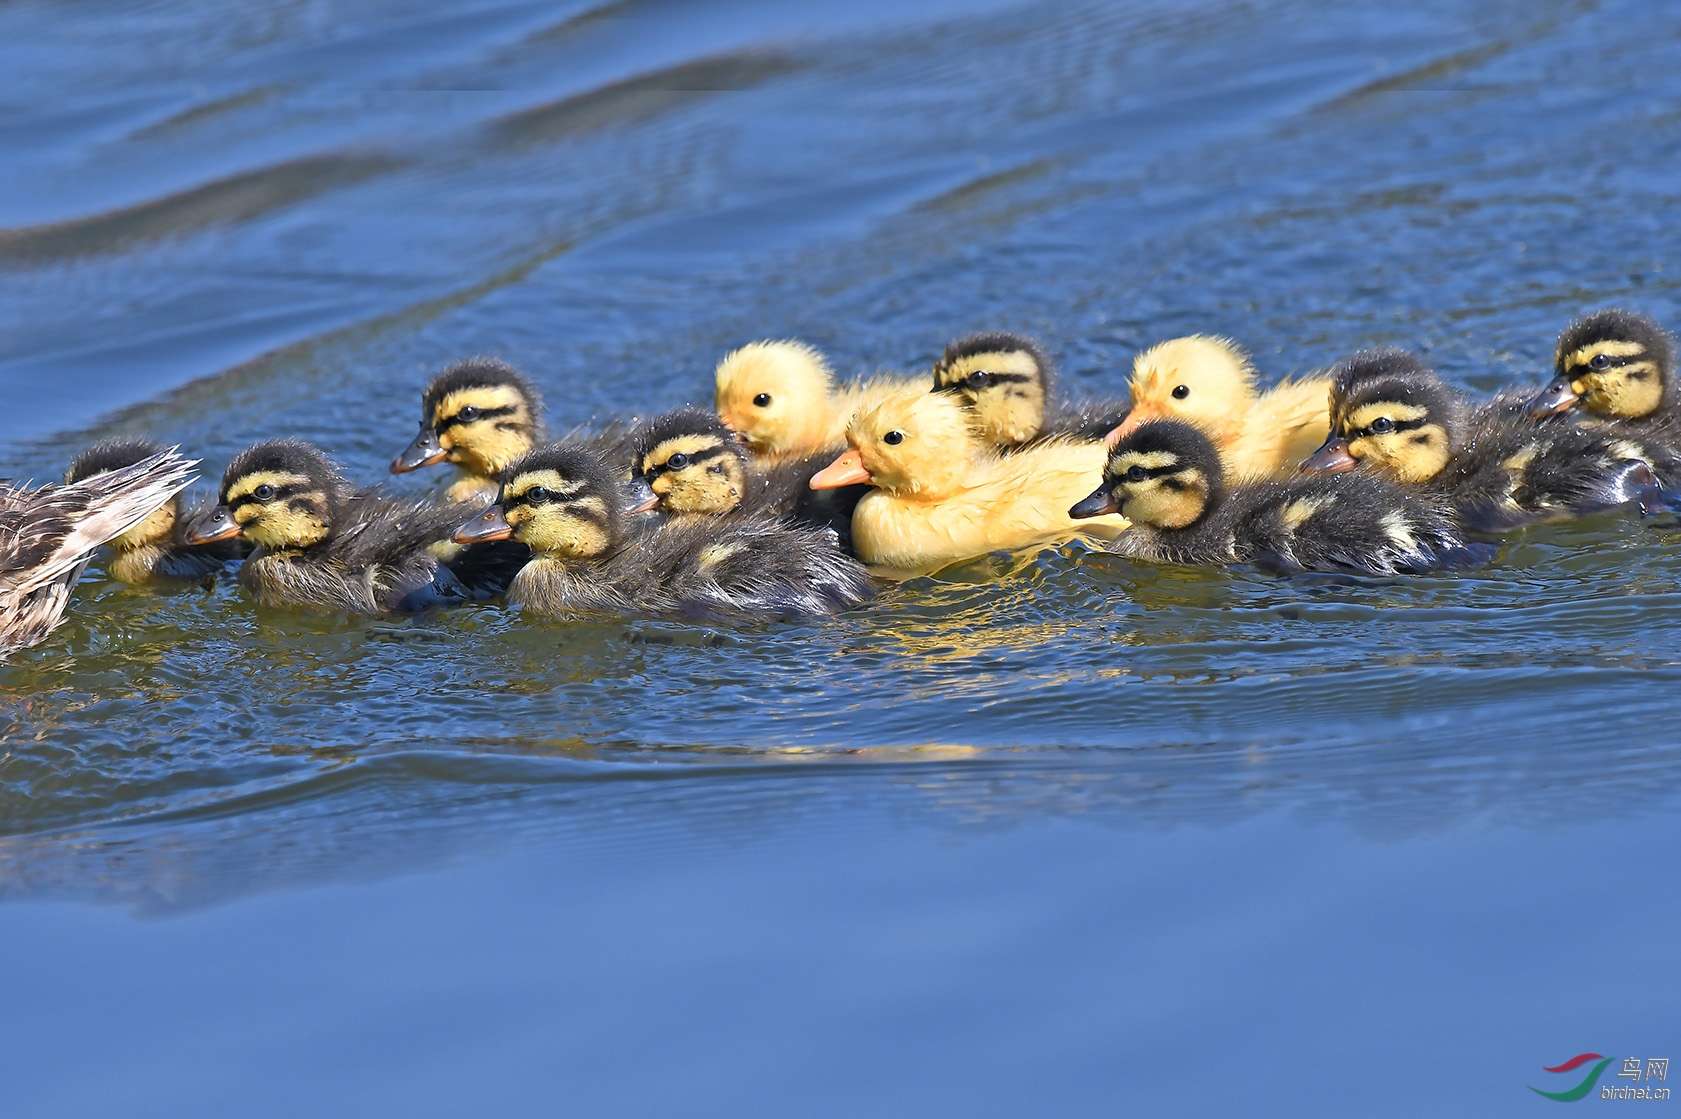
top-left (0, 447), bottom-right (195, 656)
top-left (1303, 349), bottom-right (1672, 530)
top-left (189, 440), bottom-right (484, 614)
top-left (455, 444), bottom-right (873, 620)
top-left (1075, 420), bottom-right (1484, 575)
top-left (1529, 310), bottom-right (1681, 469)
top-left (66, 437), bottom-right (245, 584)
top-left (1106, 336), bottom-right (1331, 479)
top-left (715, 341), bottom-right (921, 462)
top-left (931, 331), bottom-right (1130, 449)
top-left (626, 407), bottom-right (860, 545)
top-left (808, 387), bottom-right (1129, 577)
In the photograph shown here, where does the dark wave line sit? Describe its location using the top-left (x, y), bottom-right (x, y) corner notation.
top-left (0, 152), bottom-right (401, 266)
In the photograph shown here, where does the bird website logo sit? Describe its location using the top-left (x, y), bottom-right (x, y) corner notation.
top-left (1529, 1054), bottom-right (1670, 1102)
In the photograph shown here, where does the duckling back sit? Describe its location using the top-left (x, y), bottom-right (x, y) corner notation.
top-left (1225, 375), bottom-right (1335, 479)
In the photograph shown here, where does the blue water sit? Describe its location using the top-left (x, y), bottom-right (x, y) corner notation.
top-left (2, 0), bottom-right (1679, 1113)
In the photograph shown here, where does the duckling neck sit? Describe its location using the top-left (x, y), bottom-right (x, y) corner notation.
top-left (108, 542), bottom-right (166, 585)
top-left (447, 473), bottom-right (501, 504)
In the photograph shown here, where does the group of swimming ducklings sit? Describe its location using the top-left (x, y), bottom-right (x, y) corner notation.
top-left (51, 307), bottom-right (1681, 626)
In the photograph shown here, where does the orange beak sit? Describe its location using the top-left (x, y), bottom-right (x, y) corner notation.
top-left (809, 447), bottom-right (872, 490)
top-left (1103, 404), bottom-right (1153, 448)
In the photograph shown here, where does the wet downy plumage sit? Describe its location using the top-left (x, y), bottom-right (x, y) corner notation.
top-left (930, 331), bottom-right (1129, 449)
top-left (1528, 309), bottom-right (1681, 480)
top-left (626, 407), bottom-right (859, 547)
top-left (391, 356), bottom-right (631, 503)
top-left (808, 386), bottom-right (1129, 577)
top-left (1104, 336), bottom-right (1332, 479)
top-left (453, 443), bottom-right (874, 620)
top-left (1073, 420), bottom-right (1487, 575)
top-left (1301, 348), bottom-right (1674, 530)
top-left (0, 447), bottom-right (195, 657)
top-left (187, 439), bottom-right (491, 614)
top-left (65, 436), bottom-right (246, 584)
top-left (714, 340), bottom-right (922, 462)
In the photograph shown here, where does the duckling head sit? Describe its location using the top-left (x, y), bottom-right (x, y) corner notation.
top-left (453, 444), bottom-right (620, 560)
top-left (186, 439), bottom-right (343, 550)
top-left (628, 407), bottom-right (749, 515)
top-left (67, 436), bottom-right (180, 552)
top-left (392, 357), bottom-right (541, 479)
top-left (1530, 309), bottom-right (1676, 420)
top-left (809, 386), bottom-right (972, 499)
top-left (1072, 420), bottom-right (1220, 529)
top-left (1301, 348), bottom-right (1459, 482)
top-left (1105, 335), bottom-right (1256, 447)
top-left (931, 331), bottom-right (1051, 446)
top-left (714, 341), bottom-right (835, 457)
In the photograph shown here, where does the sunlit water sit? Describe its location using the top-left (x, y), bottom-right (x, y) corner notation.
top-left (2, 0), bottom-right (1679, 1114)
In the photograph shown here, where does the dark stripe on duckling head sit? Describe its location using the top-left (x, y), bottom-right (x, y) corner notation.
top-left (66, 436), bottom-right (170, 484)
top-left (219, 439), bottom-right (341, 504)
top-left (631, 407), bottom-right (742, 475)
top-left (500, 443), bottom-right (623, 557)
top-left (1103, 419), bottom-right (1223, 529)
top-left (421, 357), bottom-right (541, 422)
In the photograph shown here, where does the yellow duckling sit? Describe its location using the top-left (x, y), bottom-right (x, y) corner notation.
top-left (808, 387), bottom-right (1128, 577)
top-left (714, 341), bottom-right (920, 461)
top-left (1104, 335), bottom-right (1331, 479)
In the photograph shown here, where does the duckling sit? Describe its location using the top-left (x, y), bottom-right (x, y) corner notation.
top-left (64, 436), bottom-right (245, 584)
top-left (626, 407), bottom-right (860, 544)
top-left (1104, 336), bottom-right (1332, 479)
top-left (187, 439), bottom-right (482, 614)
top-left (807, 386), bottom-right (1129, 577)
top-left (1074, 419), bottom-right (1485, 575)
top-left (452, 443), bottom-right (872, 619)
top-left (391, 357), bottom-right (541, 503)
top-left (714, 340), bottom-right (921, 461)
top-left (1529, 309), bottom-right (1681, 455)
top-left (1301, 348), bottom-right (1672, 530)
top-left (0, 447), bottom-right (194, 657)
top-left (931, 331), bottom-right (1130, 449)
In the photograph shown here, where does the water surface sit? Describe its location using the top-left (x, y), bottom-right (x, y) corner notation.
top-left (2, 0), bottom-right (1678, 1113)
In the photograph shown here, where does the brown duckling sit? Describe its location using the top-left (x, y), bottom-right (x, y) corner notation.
top-left (1529, 309), bottom-right (1681, 465)
top-left (188, 439), bottom-right (483, 614)
top-left (931, 331), bottom-right (1129, 449)
top-left (65, 436), bottom-right (245, 584)
top-left (0, 447), bottom-right (195, 657)
top-left (1104, 336), bottom-right (1332, 479)
top-left (453, 443), bottom-right (873, 619)
top-left (1074, 419), bottom-right (1487, 575)
top-left (625, 407), bottom-right (859, 545)
top-left (1302, 349), bottom-right (1674, 530)
top-left (714, 340), bottom-right (921, 462)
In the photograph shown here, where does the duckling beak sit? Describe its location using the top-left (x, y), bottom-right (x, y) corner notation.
top-left (1300, 434), bottom-right (1358, 474)
top-left (1103, 406), bottom-right (1146, 448)
top-left (810, 448), bottom-right (872, 489)
top-left (392, 426), bottom-right (447, 473)
top-left (1069, 483), bottom-right (1120, 519)
top-left (1527, 378), bottom-right (1581, 417)
top-left (184, 505), bottom-right (241, 545)
top-left (625, 476), bottom-right (661, 515)
top-left (453, 505), bottom-right (513, 543)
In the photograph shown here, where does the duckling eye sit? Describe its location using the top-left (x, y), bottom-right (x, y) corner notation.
top-left (456, 406), bottom-right (480, 422)
top-left (525, 486), bottom-right (551, 505)
top-left (252, 484), bottom-right (276, 502)
top-left (1590, 353), bottom-right (1611, 371)
top-left (1369, 417), bottom-right (1395, 434)
top-left (1171, 385), bottom-right (1189, 400)
top-left (752, 393), bottom-right (772, 408)
top-left (965, 371), bottom-right (993, 389)
top-left (667, 452), bottom-right (689, 469)
top-left (883, 430), bottom-right (905, 446)
top-left (1126, 465), bottom-right (1147, 482)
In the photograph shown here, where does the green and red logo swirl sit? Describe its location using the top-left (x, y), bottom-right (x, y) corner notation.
top-left (1530, 1053), bottom-right (1614, 1102)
